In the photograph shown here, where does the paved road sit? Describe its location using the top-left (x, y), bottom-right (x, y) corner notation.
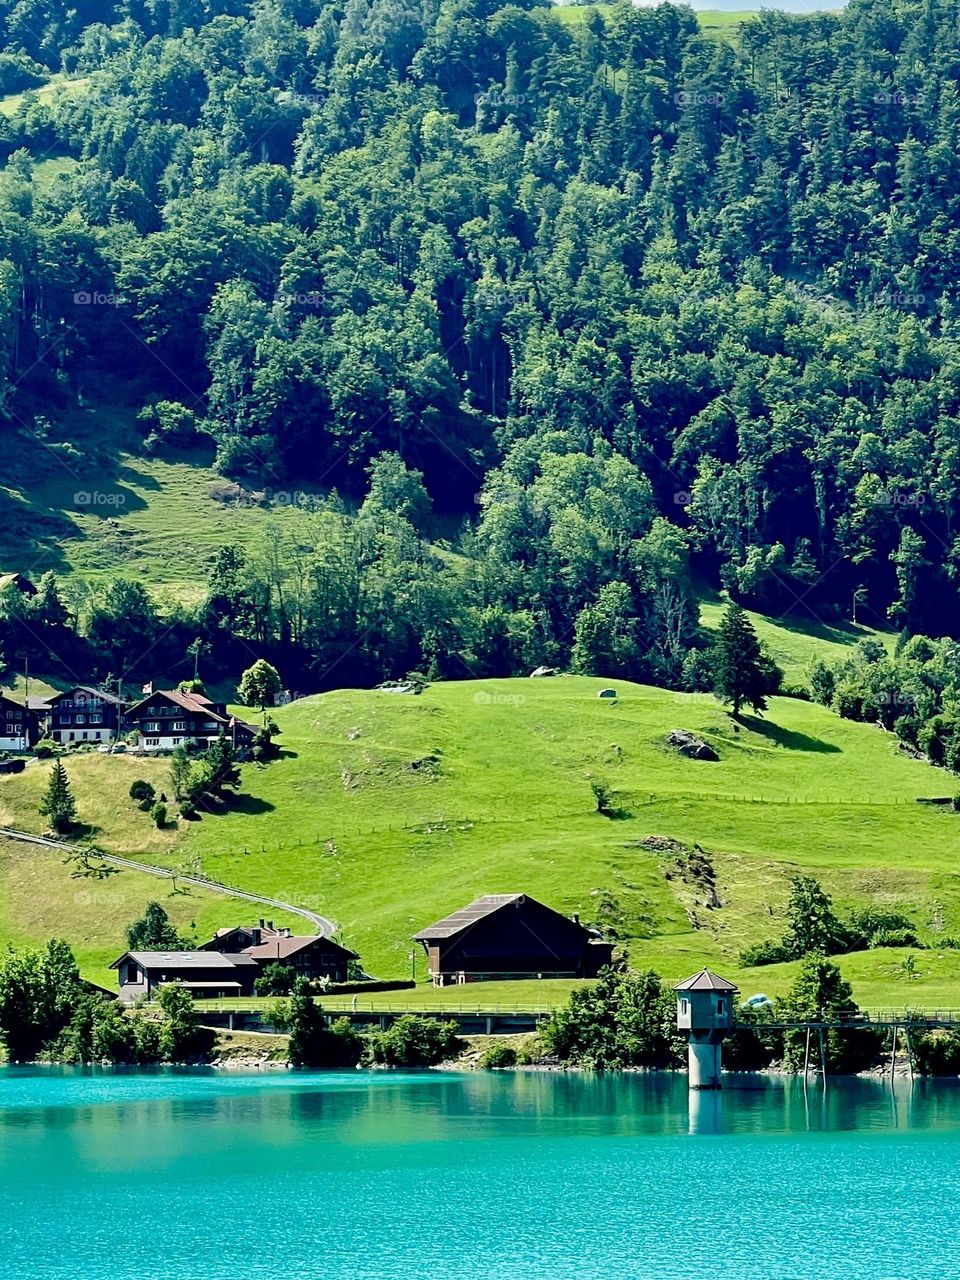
top-left (0, 825), bottom-right (335, 936)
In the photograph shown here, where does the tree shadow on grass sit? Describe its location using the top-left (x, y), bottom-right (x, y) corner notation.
top-left (196, 792), bottom-right (276, 817)
top-left (739, 715), bottom-right (841, 754)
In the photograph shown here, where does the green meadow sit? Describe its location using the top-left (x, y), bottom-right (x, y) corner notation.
top-left (1, 676), bottom-right (957, 1006)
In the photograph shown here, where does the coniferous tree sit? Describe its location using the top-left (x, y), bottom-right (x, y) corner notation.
top-left (711, 602), bottom-right (781, 719)
top-left (38, 761), bottom-right (77, 833)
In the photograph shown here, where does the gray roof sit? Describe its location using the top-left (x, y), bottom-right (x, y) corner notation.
top-left (675, 968), bottom-right (739, 993)
top-left (111, 951), bottom-right (259, 970)
top-left (413, 894), bottom-right (528, 941)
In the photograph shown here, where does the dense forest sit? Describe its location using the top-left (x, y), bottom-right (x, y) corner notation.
top-left (2, 0), bottom-right (960, 689)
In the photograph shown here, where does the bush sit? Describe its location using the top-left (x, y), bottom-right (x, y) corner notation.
top-left (869, 928), bottom-right (920, 949)
top-left (129, 780), bottom-right (156, 810)
top-left (739, 940), bottom-right (792, 967)
top-left (541, 968), bottom-right (684, 1070)
top-left (514, 1034), bottom-right (545, 1065)
top-left (779, 682), bottom-right (811, 701)
top-left (275, 981), bottom-right (365, 1068)
top-left (911, 1027), bottom-right (960, 1075)
top-left (150, 801), bottom-right (167, 827)
top-left (480, 1043), bottom-right (517, 1070)
top-left (0, 52), bottom-right (45, 94)
top-left (846, 908), bottom-right (920, 951)
top-left (254, 962), bottom-right (296, 996)
top-left (366, 1016), bottom-right (463, 1067)
top-left (722, 1012), bottom-right (782, 1071)
top-left (34, 737), bottom-right (56, 759)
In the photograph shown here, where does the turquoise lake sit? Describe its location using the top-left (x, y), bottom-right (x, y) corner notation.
top-left (1, 1069), bottom-right (958, 1279)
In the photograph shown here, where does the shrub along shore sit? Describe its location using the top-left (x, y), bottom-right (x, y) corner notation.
top-left (2, 940), bottom-right (959, 1076)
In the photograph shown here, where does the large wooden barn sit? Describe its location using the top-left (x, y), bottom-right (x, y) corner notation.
top-left (413, 894), bottom-right (613, 986)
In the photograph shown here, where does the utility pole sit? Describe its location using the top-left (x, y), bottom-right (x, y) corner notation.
top-left (853, 587), bottom-right (867, 625)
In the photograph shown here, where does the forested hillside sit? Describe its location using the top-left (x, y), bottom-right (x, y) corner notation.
top-left (2, 0), bottom-right (960, 690)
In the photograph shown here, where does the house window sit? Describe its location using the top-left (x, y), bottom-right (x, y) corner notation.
top-left (172, 721), bottom-right (186, 731)
top-left (681, 999), bottom-right (689, 1016)
top-left (144, 721), bottom-right (160, 732)
top-left (60, 715), bottom-right (71, 725)
top-left (75, 715), bottom-right (85, 725)
top-left (90, 715), bottom-right (102, 726)
top-left (145, 737), bottom-right (160, 747)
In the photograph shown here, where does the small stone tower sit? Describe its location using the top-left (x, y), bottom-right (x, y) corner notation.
top-left (675, 968), bottom-right (739, 1090)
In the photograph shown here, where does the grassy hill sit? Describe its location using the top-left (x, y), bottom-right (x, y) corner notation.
top-left (699, 600), bottom-right (894, 683)
top-left (1, 676), bottom-right (958, 1004)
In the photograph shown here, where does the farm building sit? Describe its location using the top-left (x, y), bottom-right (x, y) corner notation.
top-left (201, 921), bottom-right (359, 984)
top-left (413, 894), bottom-right (613, 986)
top-left (111, 951), bottom-right (260, 1001)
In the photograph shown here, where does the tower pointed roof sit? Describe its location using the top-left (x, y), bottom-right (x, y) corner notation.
top-left (674, 968), bottom-right (739, 993)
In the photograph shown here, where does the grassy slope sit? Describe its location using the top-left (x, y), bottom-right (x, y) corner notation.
top-left (0, 836), bottom-right (308, 986)
top-left (699, 599), bottom-right (894, 683)
top-left (1, 677), bottom-right (957, 1007)
top-left (0, 390), bottom-right (326, 597)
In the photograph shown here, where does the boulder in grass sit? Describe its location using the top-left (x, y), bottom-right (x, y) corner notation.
top-left (666, 729), bottom-right (719, 761)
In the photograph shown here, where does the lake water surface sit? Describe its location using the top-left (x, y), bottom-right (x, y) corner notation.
top-left (1, 1068), bottom-right (958, 1279)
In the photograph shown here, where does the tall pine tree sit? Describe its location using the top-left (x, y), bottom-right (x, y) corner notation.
top-left (39, 761), bottom-right (77, 833)
top-left (712, 601), bottom-right (781, 719)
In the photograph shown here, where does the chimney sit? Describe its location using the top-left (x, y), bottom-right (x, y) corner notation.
top-left (267, 920), bottom-right (274, 931)
top-left (572, 913), bottom-right (580, 925)
top-left (259, 918), bottom-right (265, 928)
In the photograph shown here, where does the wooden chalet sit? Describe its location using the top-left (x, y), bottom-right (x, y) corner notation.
top-left (201, 920), bottom-right (358, 984)
top-left (0, 693), bottom-right (39, 752)
top-left (123, 688), bottom-right (256, 753)
top-left (44, 685), bottom-right (126, 744)
top-left (413, 893), bottom-right (614, 986)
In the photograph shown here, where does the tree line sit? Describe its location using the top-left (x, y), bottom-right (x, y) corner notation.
top-left (4, 0), bottom-right (960, 653)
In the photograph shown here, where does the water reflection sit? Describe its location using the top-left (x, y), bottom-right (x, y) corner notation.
top-left (3, 1068), bottom-right (960, 1150)
top-left (2, 1069), bottom-right (960, 1280)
